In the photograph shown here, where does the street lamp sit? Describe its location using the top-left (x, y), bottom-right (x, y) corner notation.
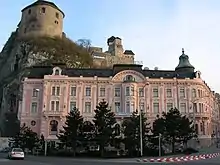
top-left (139, 109), bottom-right (143, 157)
top-left (137, 83), bottom-right (149, 157)
top-left (158, 133), bottom-right (162, 156)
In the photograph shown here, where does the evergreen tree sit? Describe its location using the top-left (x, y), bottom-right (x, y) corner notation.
top-left (9, 124), bottom-right (39, 151)
top-left (93, 100), bottom-right (117, 157)
top-left (122, 110), bottom-right (150, 156)
top-left (151, 108), bottom-right (195, 153)
top-left (179, 116), bottom-right (197, 148)
top-left (57, 107), bottom-right (83, 156)
top-left (81, 121), bottom-right (95, 146)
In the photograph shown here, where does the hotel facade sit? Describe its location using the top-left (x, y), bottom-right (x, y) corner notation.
top-left (18, 50), bottom-right (220, 147)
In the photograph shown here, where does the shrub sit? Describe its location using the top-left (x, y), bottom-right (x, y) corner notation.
top-left (183, 147), bottom-right (198, 155)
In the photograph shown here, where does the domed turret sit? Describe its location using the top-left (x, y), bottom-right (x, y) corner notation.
top-left (175, 48), bottom-right (195, 72)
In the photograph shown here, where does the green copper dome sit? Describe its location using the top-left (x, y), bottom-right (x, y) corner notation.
top-left (175, 48), bottom-right (195, 72)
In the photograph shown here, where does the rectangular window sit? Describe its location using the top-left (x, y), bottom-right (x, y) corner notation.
top-left (193, 103), bottom-right (197, 113)
top-left (100, 87), bottom-right (105, 97)
top-left (198, 89), bottom-right (202, 97)
top-left (32, 88), bottom-right (39, 97)
top-left (166, 88), bottom-right (172, 98)
top-left (115, 102), bottom-right (121, 113)
top-left (31, 102), bottom-right (37, 113)
top-left (166, 103), bottom-right (173, 111)
top-left (180, 103), bottom-right (186, 113)
top-left (51, 87), bottom-right (60, 96)
top-left (55, 101), bottom-right (59, 111)
top-left (192, 89), bottom-right (196, 98)
top-left (70, 101), bottom-right (76, 111)
top-left (85, 102), bottom-right (91, 113)
top-left (41, 7), bottom-right (46, 13)
top-left (125, 87), bottom-right (130, 96)
top-left (139, 102), bottom-right (145, 111)
top-left (199, 103), bottom-right (203, 113)
top-left (126, 101), bottom-right (130, 113)
top-left (52, 87), bottom-right (56, 95)
top-left (153, 103), bottom-right (159, 113)
top-left (179, 88), bottom-right (185, 98)
top-left (85, 87), bottom-right (91, 96)
top-left (130, 87), bottom-right (134, 96)
top-left (139, 88), bottom-right (144, 97)
top-left (130, 102), bottom-right (135, 112)
top-left (153, 88), bottom-right (159, 97)
top-left (56, 87), bottom-right (60, 96)
top-left (70, 86), bottom-right (76, 96)
top-left (51, 101), bottom-right (55, 111)
top-left (115, 88), bottom-right (120, 97)
top-left (56, 12), bottom-right (59, 19)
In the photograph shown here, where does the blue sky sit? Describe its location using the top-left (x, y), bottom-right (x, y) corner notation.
top-left (1, 0), bottom-right (220, 92)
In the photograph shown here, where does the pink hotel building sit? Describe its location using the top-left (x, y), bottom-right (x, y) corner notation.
top-left (18, 50), bottom-right (220, 145)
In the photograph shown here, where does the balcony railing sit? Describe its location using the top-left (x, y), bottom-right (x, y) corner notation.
top-left (43, 111), bottom-right (64, 116)
top-left (115, 112), bottom-right (132, 117)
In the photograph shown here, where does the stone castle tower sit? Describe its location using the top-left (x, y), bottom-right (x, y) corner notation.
top-left (17, 0), bottom-right (64, 38)
top-left (91, 36), bottom-right (135, 67)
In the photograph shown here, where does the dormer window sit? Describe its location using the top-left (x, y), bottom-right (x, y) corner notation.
top-left (55, 69), bottom-right (59, 75)
top-left (53, 67), bottom-right (62, 75)
top-left (124, 75), bottom-right (135, 82)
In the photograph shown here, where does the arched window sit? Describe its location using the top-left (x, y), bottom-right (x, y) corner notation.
top-left (50, 120), bottom-right (58, 135)
top-left (124, 75), bottom-right (135, 82)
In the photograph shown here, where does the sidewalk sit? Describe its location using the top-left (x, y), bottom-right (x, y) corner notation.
top-left (137, 147), bottom-right (220, 163)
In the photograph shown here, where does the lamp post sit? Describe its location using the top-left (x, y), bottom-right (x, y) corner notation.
top-left (158, 133), bottom-right (162, 156)
top-left (139, 109), bottom-right (143, 157)
top-left (137, 83), bottom-right (149, 157)
top-left (44, 140), bottom-right (47, 156)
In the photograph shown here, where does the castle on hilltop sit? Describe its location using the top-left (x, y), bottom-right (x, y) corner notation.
top-left (17, 0), bottom-right (136, 67)
top-left (17, 0), bottom-right (64, 38)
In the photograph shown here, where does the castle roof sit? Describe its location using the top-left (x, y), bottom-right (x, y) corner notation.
top-left (124, 50), bottom-right (135, 55)
top-left (107, 36), bottom-right (121, 45)
top-left (22, 0), bottom-right (65, 17)
top-left (27, 64), bottom-right (196, 79)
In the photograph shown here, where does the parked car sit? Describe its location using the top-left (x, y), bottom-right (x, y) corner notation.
top-left (0, 147), bottom-right (10, 153)
top-left (8, 148), bottom-right (24, 160)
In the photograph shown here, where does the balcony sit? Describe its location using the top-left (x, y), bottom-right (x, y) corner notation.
top-left (115, 112), bottom-right (132, 118)
top-left (43, 110), bottom-right (65, 117)
top-left (189, 112), bottom-right (210, 119)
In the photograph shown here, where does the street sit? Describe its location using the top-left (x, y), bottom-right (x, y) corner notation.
top-left (0, 153), bottom-right (220, 165)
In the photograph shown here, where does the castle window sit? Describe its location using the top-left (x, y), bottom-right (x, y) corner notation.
top-left (28, 9), bottom-right (31, 14)
top-left (56, 12), bottom-right (59, 19)
top-left (41, 7), bottom-right (46, 13)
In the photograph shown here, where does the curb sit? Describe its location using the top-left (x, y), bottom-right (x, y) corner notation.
top-left (137, 153), bottom-right (220, 163)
